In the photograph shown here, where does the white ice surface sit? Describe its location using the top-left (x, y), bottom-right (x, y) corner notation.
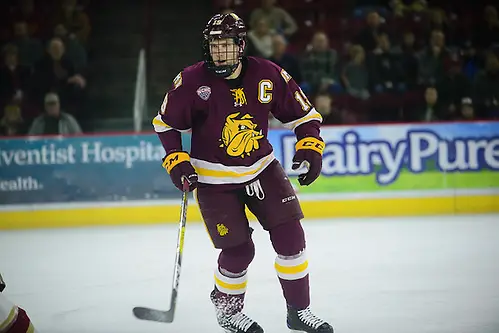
top-left (1, 215), bottom-right (499, 333)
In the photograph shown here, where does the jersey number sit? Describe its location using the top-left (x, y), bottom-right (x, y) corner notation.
top-left (294, 89), bottom-right (312, 112)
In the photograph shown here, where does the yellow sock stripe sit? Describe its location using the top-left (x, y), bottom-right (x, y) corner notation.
top-left (275, 260), bottom-right (309, 275)
top-left (295, 137), bottom-right (325, 155)
top-left (162, 152), bottom-right (190, 173)
top-left (214, 268), bottom-right (248, 295)
top-left (27, 322), bottom-right (35, 333)
top-left (214, 275), bottom-right (247, 294)
top-left (275, 251), bottom-right (309, 281)
top-left (0, 306), bottom-right (18, 332)
top-left (214, 275), bottom-right (247, 290)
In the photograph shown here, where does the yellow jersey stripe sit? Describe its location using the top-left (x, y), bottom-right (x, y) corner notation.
top-left (192, 153), bottom-right (274, 178)
top-left (152, 117), bottom-right (170, 127)
top-left (282, 108), bottom-right (322, 130)
top-left (152, 115), bottom-right (173, 133)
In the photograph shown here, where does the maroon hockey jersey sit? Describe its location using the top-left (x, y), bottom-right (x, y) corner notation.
top-left (153, 57), bottom-right (322, 185)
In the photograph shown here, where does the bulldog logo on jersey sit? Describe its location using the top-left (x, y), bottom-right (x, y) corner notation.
top-left (197, 86), bottom-right (212, 101)
top-left (220, 112), bottom-right (264, 158)
top-left (230, 88), bottom-right (247, 107)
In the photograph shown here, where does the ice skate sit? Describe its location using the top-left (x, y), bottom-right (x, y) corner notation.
top-left (210, 289), bottom-right (264, 333)
top-left (287, 305), bottom-right (334, 332)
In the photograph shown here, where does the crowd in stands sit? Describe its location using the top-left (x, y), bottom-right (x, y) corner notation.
top-left (214, 0), bottom-right (499, 126)
top-left (0, 0), bottom-right (89, 136)
top-left (1, 0), bottom-right (498, 137)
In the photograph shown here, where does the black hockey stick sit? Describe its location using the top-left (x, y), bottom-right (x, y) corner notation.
top-left (133, 180), bottom-right (189, 323)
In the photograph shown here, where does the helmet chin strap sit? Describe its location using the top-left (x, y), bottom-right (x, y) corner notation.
top-left (212, 61), bottom-right (240, 78)
top-left (212, 40), bottom-right (245, 78)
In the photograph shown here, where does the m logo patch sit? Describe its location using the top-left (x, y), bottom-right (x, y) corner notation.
top-left (217, 223), bottom-right (229, 236)
top-left (197, 86), bottom-right (212, 101)
top-left (230, 88), bottom-right (247, 107)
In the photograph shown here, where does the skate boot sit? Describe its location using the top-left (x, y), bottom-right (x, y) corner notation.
top-left (210, 289), bottom-right (264, 333)
top-left (287, 305), bottom-right (334, 332)
top-left (0, 273), bottom-right (5, 292)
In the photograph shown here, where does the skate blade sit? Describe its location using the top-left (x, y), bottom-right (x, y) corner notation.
top-left (289, 330), bottom-right (306, 332)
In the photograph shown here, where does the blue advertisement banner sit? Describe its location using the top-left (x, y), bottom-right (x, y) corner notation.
top-left (0, 134), bottom-right (191, 204)
top-left (269, 121), bottom-right (499, 194)
top-left (270, 121), bottom-right (499, 182)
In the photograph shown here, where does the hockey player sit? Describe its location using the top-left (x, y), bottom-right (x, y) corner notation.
top-left (153, 13), bottom-right (334, 333)
top-left (0, 273), bottom-right (38, 332)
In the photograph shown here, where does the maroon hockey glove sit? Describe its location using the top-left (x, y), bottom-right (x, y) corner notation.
top-left (162, 151), bottom-right (198, 192)
top-left (292, 137), bottom-right (325, 186)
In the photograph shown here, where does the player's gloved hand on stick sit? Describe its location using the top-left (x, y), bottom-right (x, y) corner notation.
top-left (162, 151), bottom-right (198, 192)
top-left (292, 137), bottom-right (324, 186)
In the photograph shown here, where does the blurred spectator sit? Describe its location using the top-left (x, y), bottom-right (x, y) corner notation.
top-left (400, 30), bottom-right (416, 51)
top-left (417, 29), bottom-right (448, 86)
top-left (424, 8), bottom-right (455, 47)
top-left (53, 23), bottom-right (87, 72)
top-left (0, 44), bottom-right (32, 107)
top-left (28, 92), bottom-right (82, 135)
top-left (32, 37), bottom-right (86, 109)
top-left (7, 0), bottom-right (43, 38)
top-left (314, 92), bottom-right (342, 125)
top-left (246, 18), bottom-right (275, 59)
top-left (0, 104), bottom-right (24, 136)
top-left (10, 20), bottom-right (43, 67)
top-left (461, 41), bottom-right (480, 81)
top-left (50, 0), bottom-right (91, 46)
top-left (356, 11), bottom-right (387, 52)
top-left (249, 0), bottom-right (297, 37)
top-left (473, 51), bottom-right (499, 118)
top-left (473, 6), bottom-right (499, 51)
top-left (454, 97), bottom-right (475, 121)
top-left (394, 31), bottom-right (419, 88)
top-left (301, 32), bottom-right (340, 95)
top-left (269, 34), bottom-right (302, 84)
top-left (407, 86), bottom-right (442, 121)
top-left (436, 53), bottom-right (471, 120)
top-left (368, 33), bottom-right (405, 93)
top-left (342, 45), bottom-right (370, 100)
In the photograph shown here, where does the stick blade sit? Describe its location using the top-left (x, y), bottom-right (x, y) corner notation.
top-left (133, 307), bottom-right (174, 323)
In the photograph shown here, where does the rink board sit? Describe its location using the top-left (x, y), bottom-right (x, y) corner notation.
top-left (1, 121), bottom-right (498, 229)
top-left (1, 191), bottom-right (498, 229)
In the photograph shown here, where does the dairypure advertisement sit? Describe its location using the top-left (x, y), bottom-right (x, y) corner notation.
top-left (271, 122), bottom-right (499, 193)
